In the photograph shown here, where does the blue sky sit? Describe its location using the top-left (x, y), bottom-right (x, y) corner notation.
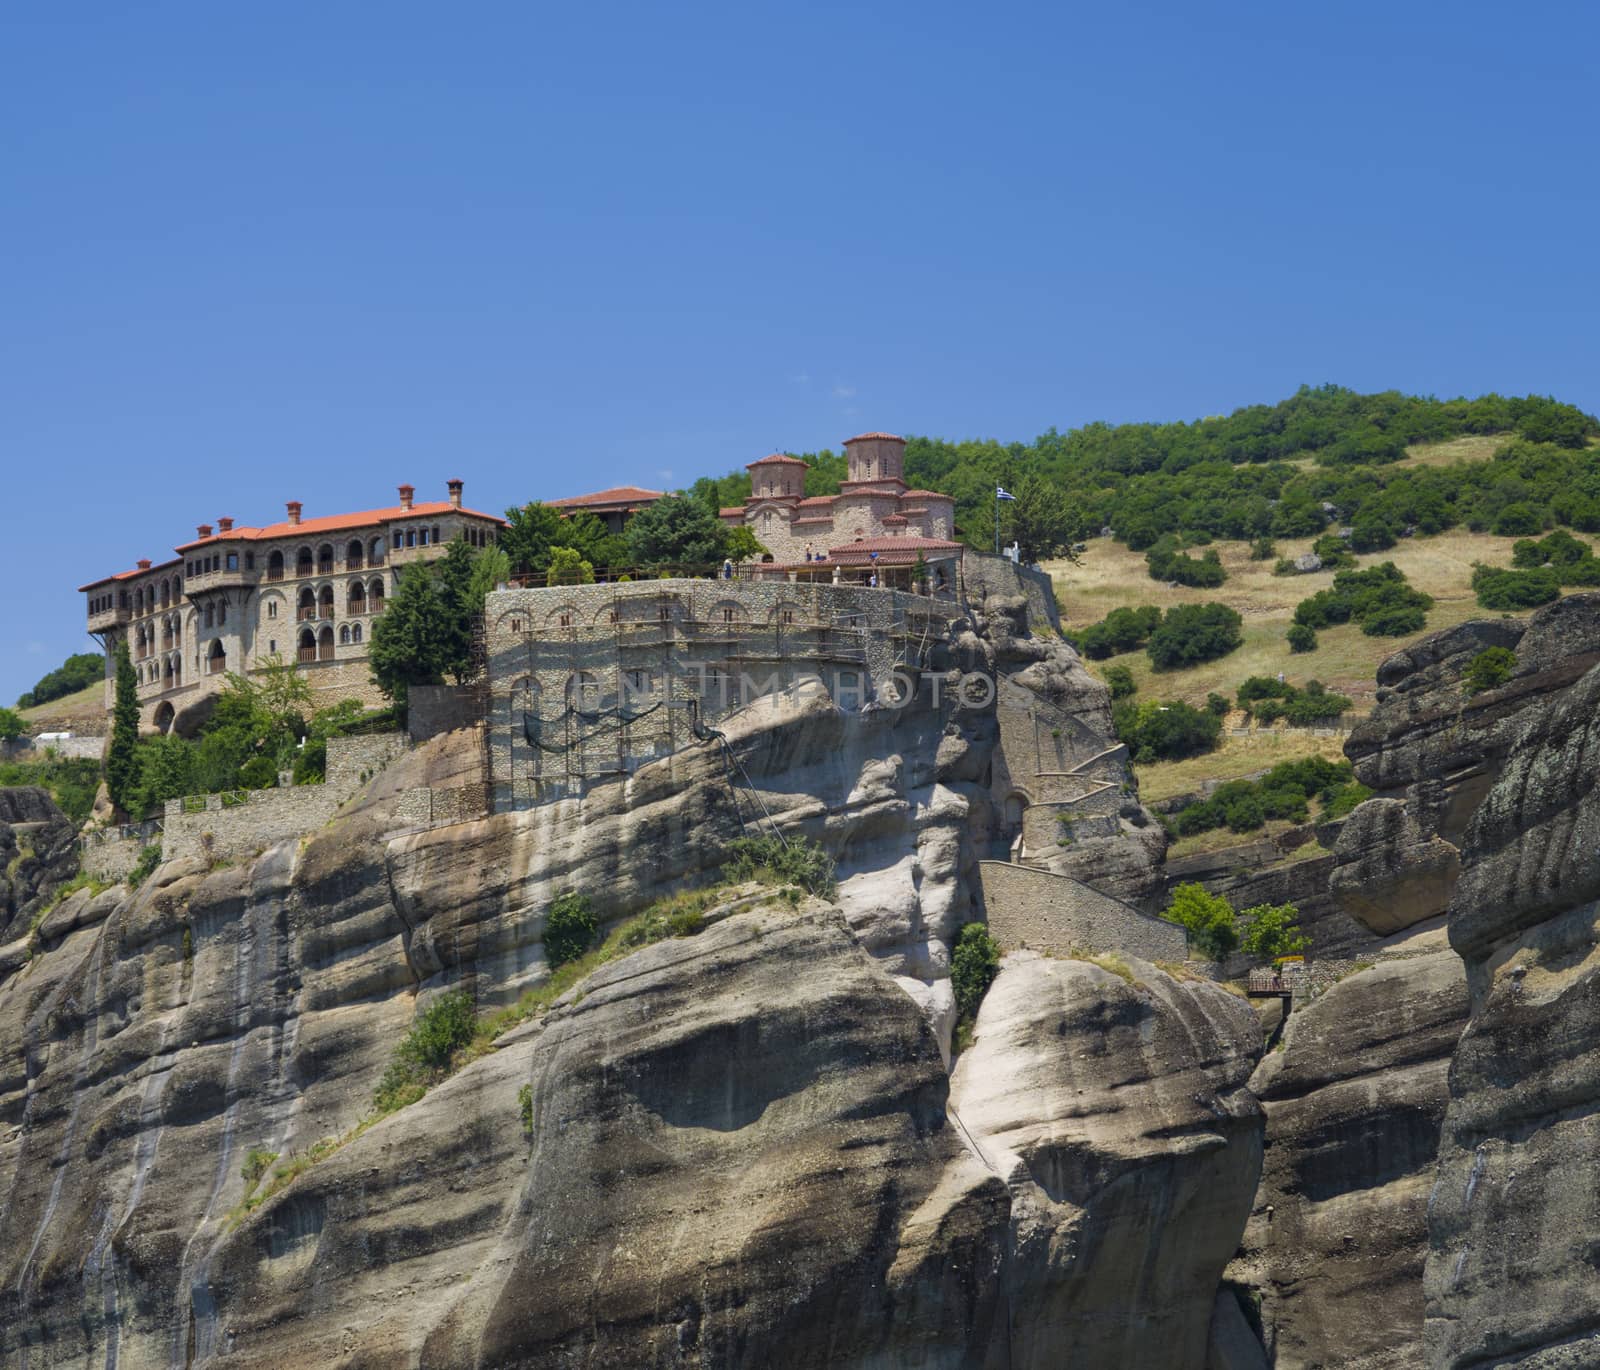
top-left (4, 1), bottom-right (1597, 704)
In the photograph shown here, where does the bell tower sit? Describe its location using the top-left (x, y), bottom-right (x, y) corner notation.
top-left (843, 432), bottom-right (906, 486)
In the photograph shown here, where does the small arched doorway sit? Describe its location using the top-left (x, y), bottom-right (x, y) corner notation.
top-left (318, 625), bottom-right (335, 661)
top-left (153, 701), bottom-right (176, 734)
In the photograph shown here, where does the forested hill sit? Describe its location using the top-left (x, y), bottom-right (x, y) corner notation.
top-left (688, 386), bottom-right (1600, 553)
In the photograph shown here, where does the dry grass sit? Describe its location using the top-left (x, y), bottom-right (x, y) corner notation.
top-left (1164, 818), bottom-right (1304, 860)
top-left (1136, 732), bottom-right (1350, 804)
top-left (1045, 527), bottom-right (1542, 708)
top-left (19, 682), bottom-right (105, 729)
top-left (1399, 434), bottom-right (1509, 467)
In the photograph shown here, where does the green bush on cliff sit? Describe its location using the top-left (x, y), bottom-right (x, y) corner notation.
top-left (721, 834), bottom-right (836, 898)
top-left (1464, 645), bottom-right (1518, 695)
top-left (1160, 883), bottom-right (1238, 959)
top-left (545, 890), bottom-right (599, 969)
top-left (951, 922), bottom-right (1002, 1020)
top-left (373, 989), bottom-right (478, 1114)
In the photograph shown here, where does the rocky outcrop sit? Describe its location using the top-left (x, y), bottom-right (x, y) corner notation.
top-left (1237, 949), bottom-right (1468, 1369)
top-left (0, 787), bottom-right (80, 944)
top-left (1329, 800), bottom-right (1461, 935)
top-left (950, 952), bottom-right (1265, 1368)
top-left (1311, 594), bottom-right (1600, 1367)
top-left (0, 567), bottom-right (1222, 1367)
top-left (1425, 654), bottom-right (1600, 1368)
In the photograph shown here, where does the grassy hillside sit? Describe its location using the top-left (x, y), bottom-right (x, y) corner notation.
top-left (1046, 526), bottom-right (1539, 712)
top-left (19, 681), bottom-right (107, 734)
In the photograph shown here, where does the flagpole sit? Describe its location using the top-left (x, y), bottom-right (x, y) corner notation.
top-left (994, 489), bottom-right (1000, 555)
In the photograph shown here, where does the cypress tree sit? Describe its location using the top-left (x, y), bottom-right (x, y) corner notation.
top-left (105, 641), bottom-right (140, 814)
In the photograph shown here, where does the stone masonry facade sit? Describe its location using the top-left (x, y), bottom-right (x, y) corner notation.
top-left (483, 578), bottom-right (962, 809)
top-left (977, 860), bottom-right (1188, 962)
top-left (80, 480), bottom-right (504, 733)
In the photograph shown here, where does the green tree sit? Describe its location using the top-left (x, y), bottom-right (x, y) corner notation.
top-left (1238, 902), bottom-right (1309, 960)
top-left (1145, 603), bottom-right (1243, 671)
top-left (0, 707), bottom-right (24, 742)
top-left (16, 652), bottom-right (104, 709)
top-left (105, 641), bottom-right (141, 813)
top-left (500, 501), bottom-right (571, 579)
top-left (1464, 645), bottom-right (1517, 695)
top-left (546, 546), bottom-right (595, 586)
top-left (625, 495), bottom-right (730, 569)
top-left (1103, 664), bottom-right (1137, 699)
top-left (369, 562), bottom-right (453, 706)
top-left (1286, 622), bottom-right (1318, 653)
top-left (467, 543), bottom-right (512, 606)
top-left (1160, 883), bottom-right (1238, 959)
top-left (1005, 473), bottom-right (1082, 563)
top-left (725, 525), bottom-right (768, 563)
top-left (125, 733), bottom-right (197, 819)
top-left (951, 922), bottom-right (1002, 1019)
top-left (545, 890), bottom-right (598, 968)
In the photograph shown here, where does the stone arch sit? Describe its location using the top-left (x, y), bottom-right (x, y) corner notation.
top-left (368, 577), bottom-right (385, 611)
top-left (1002, 790), bottom-right (1031, 833)
top-left (545, 603), bottom-right (579, 629)
top-left (298, 628), bottom-right (317, 663)
top-left (346, 538), bottom-right (365, 569)
top-left (350, 622), bottom-right (362, 644)
top-left (768, 600), bottom-right (803, 626)
top-left (153, 701), bottom-right (175, 734)
top-left (347, 580), bottom-right (367, 614)
top-left (318, 584), bottom-right (335, 616)
top-left (268, 549), bottom-right (286, 580)
top-left (369, 536), bottom-right (385, 565)
top-left (317, 543), bottom-right (335, 574)
top-left (317, 625), bottom-right (335, 661)
top-left (296, 546), bottom-right (314, 577)
top-left (712, 598), bottom-right (745, 625)
top-left (297, 587), bottom-right (316, 620)
top-left (206, 639), bottom-right (226, 674)
top-left (340, 624), bottom-right (351, 645)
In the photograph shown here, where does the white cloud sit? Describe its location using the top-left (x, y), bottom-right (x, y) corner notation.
top-left (832, 384), bottom-right (857, 400)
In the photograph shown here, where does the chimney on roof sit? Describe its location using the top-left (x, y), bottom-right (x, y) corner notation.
top-left (286, 501), bottom-right (303, 526)
top-left (197, 524), bottom-right (213, 539)
top-left (399, 483), bottom-right (415, 511)
top-left (137, 559), bottom-right (152, 570)
top-left (218, 517), bottom-right (234, 533)
top-left (447, 478), bottom-right (463, 509)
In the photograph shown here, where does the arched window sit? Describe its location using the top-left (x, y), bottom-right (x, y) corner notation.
top-left (298, 588), bottom-right (316, 621)
top-left (207, 640), bottom-right (226, 674)
top-left (432, 525), bottom-right (441, 544)
top-left (296, 546), bottom-right (314, 577)
top-left (346, 539), bottom-right (365, 569)
top-left (339, 624), bottom-right (351, 645)
top-left (369, 578), bottom-right (385, 611)
top-left (298, 628), bottom-right (317, 663)
top-left (347, 581), bottom-right (367, 615)
top-left (318, 585), bottom-right (335, 618)
top-left (370, 537), bottom-right (385, 565)
top-left (317, 625), bottom-right (335, 661)
top-left (268, 549), bottom-right (285, 581)
top-left (351, 623), bottom-right (362, 644)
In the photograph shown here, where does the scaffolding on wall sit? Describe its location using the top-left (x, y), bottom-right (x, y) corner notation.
top-left (488, 585), bottom-right (959, 806)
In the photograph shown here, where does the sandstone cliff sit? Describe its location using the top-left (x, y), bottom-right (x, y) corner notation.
top-left (1, 573), bottom-right (1259, 1368)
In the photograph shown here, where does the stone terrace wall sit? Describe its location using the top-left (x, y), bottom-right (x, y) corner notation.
top-left (162, 733), bottom-right (408, 864)
top-left (80, 823), bottom-right (161, 881)
top-left (978, 860), bottom-right (1187, 962)
top-left (408, 684), bottom-right (479, 743)
top-left (3, 736), bottom-right (106, 762)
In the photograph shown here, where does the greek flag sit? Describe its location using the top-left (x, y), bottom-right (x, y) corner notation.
top-left (996, 485), bottom-right (1017, 501)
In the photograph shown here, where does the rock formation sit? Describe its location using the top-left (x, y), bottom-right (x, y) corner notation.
top-left (1237, 948), bottom-right (1468, 1369)
top-left (1, 567), bottom-right (1251, 1367)
top-left (0, 787), bottom-right (80, 946)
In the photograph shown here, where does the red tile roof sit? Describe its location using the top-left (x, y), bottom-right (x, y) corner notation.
top-left (843, 432), bottom-right (904, 443)
top-left (899, 489), bottom-right (952, 501)
top-left (832, 535), bottom-right (964, 552)
top-left (718, 506), bottom-right (746, 518)
top-left (796, 496), bottom-right (835, 507)
top-left (747, 453), bottom-right (806, 467)
top-left (547, 486), bottom-right (664, 510)
top-left (172, 501), bottom-right (503, 552)
top-left (78, 558), bottom-right (182, 592)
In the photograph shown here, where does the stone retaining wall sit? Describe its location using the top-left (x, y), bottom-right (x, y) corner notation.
top-left (978, 860), bottom-right (1187, 962)
top-left (3, 736), bottom-right (106, 762)
top-left (161, 733), bottom-right (408, 864)
top-left (408, 684), bottom-right (480, 743)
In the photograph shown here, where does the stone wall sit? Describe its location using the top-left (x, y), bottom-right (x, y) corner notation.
top-left (977, 859), bottom-right (1188, 962)
top-left (162, 733), bottom-right (408, 864)
top-left (2, 736), bottom-right (106, 762)
top-left (408, 684), bottom-right (480, 743)
top-left (80, 827), bottom-right (156, 881)
top-left (961, 551), bottom-right (1062, 633)
top-left (483, 579), bottom-right (962, 810)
